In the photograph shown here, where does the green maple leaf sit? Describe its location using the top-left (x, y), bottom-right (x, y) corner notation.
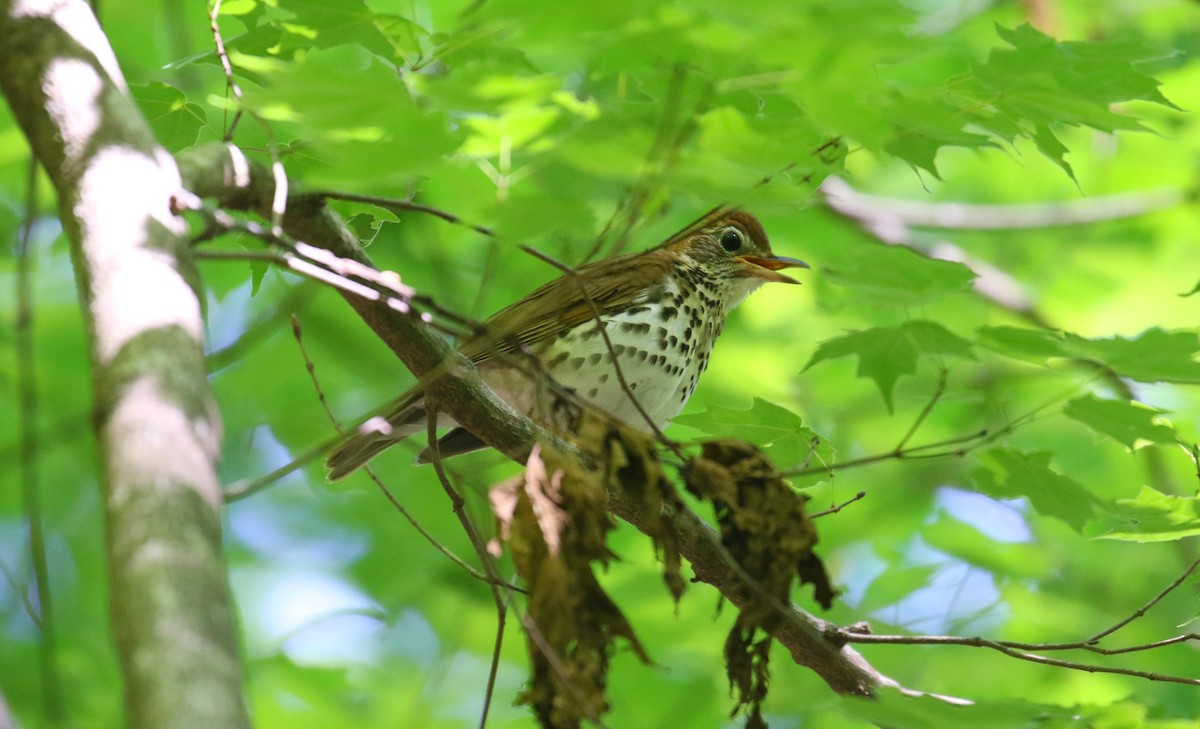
top-left (802, 321), bottom-right (974, 412)
top-left (1062, 395), bottom-right (1176, 450)
top-left (976, 325), bottom-right (1066, 363)
top-left (129, 82), bottom-right (206, 152)
top-left (967, 24), bottom-right (1178, 178)
top-left (972, 448), bottom-right (1099, 532)
top-left (1092, 486), bottom-right (1200, 542)
top-left (1065, 328), bottom-right (1200, 384)
top-left (673, 398), bottom-right (834, 486)
top-left (979, 326), bottom-right (1200, 384)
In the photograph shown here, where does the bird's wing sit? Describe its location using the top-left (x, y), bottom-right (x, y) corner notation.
top-left (460, 251), bottom-right (673, 364)
top-left (325, 388), bottom-right (426, 480)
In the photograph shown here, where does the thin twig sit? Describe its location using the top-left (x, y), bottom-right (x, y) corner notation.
top-left (210, 0), bottom-right (287, 235)
top-left (184, 202), bottom-right (493, 340)
top-left (984, 634), bottom-right (1200, 655)
top-left (222, 388), bottom-right (444, 502)
top-left (316, 190), bottom-right (496, 237)
top-left (0, 554), bottom-right (41, 630)
top-left (810, 491), bottom-right (867, 519)
top-left (208, 0), bottom-right (244, 138)
top-left (783, 374), bottom-right (1091, 478)
top-left (305, 190), bottom-right (506, 320)
top-left (283, 317), bottom-right (517, 591)
top-left (425, 408), bottom-right (510, 729)
top-left (894, 369), bottom-right (947, 452)
top-left (291, 315), bottom-right (337, 423)
top-left (223, 430), bottom-right (348, 502)
top-left (582, 64), bottom-right (693, 263)
top-left (1190, 443), bottom-right (1200, 490)
top-left (479, 588), bottom-right (511, 729)
top-left (1086, 555), bottom-right (1200, 644)
top-left (839, 631), bottom-right (1200, 686)
top-left (780, 429), bottom-right (986, 479)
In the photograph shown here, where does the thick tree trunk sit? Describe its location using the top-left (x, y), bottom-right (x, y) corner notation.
top-left (0, 2), bottom-right (249, 728)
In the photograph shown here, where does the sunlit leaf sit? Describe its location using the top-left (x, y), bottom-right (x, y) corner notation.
top-left (130, 82), bottom-right (207, 151)
top-left (976, 326), bottom-right (1066, 363)
top-left (1032, 123), bottom-right (1076, 184)
top-left (979, 326), bottom-right (1200, 384)
top-left (952, 23), bottom-right (1178, 176)
top-left (1065, 328), bottom-right (1200, 384)
top-left (4, 1), bottom-right (1198, 726)
top-left (239, 45), bottom-right (461, 185)
top-left (1091, 486), bottom-right (1200, 542)
top-left (1063, 395), bottom-right (1176, 450)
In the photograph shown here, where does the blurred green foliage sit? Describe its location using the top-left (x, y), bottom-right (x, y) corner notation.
top-left (2, 0), bottom-right (1200, 727)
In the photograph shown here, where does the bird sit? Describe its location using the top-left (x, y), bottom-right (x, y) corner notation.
top-left (326, 208), bottom-right (808, 479)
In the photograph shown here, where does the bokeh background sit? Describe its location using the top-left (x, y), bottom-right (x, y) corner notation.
top-left (2, 0), bottom-right (1199, 727)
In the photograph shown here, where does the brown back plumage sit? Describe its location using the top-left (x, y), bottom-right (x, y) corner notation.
top-left (461, 250), bottom-right (674, 363)
top-left (462, 207), bottom-right (770, 364)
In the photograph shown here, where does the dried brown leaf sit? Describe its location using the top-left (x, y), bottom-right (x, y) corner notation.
top-left (685, 439), bottom-right (837, 728)
top-left (491, 429), bottom-right (659, 729)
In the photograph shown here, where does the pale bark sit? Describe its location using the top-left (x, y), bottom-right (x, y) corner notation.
top-left (0, 2), bottom-right (249, 728)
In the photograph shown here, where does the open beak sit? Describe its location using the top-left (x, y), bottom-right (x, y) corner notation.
top-left (737, 255), bottom-right (810, 284)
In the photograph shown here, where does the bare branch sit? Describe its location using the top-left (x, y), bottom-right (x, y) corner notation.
top-left (317, 189), bottom-right (496, 237)
top-left (783, 375), bottom-right (1089, 478)
top-left (811, 491), bottom-right (867, 519)
top-left (894, 368), bottom-right (948, 452)
top-left (425, 408), bottom-right (511, 729)
top-left (1086, 555), bottom-right (1200, 644)
top-left (208, 0), bottom-right (244, 138)
top-left (820, 176), bottom-right (1185, 231)
top-left (176, 141), bottom-right (899, 698)
top-left (839, 631), bottom-right (1200, 686)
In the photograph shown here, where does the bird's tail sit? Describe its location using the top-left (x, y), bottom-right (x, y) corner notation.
top-left (326, 391), bottom-right (426, 480)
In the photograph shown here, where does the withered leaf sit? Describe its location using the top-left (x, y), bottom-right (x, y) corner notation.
top-left (685, 438), bottom-right (837, 729)
top-left (491, 422), bottom-right (665, 729)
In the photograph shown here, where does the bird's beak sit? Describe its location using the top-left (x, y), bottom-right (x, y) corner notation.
top-left (737, 255), bottom-right (810, 284)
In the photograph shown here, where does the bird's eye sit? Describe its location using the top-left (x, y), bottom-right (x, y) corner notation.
top-left (720, 228), bottom-right (743, 252)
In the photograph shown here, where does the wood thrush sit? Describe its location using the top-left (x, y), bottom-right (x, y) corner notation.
top-left (327, 208), bottom-right (807, 478)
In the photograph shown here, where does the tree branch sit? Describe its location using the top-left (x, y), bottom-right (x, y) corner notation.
top-left (0, 3), bottom-right (249, 728)
top-left (176, 141), bottom-right (897, 698)
top-left (820, 176), bottom-right (1186, 232)
top-left (838, 631), bottom-right (1200, 686)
